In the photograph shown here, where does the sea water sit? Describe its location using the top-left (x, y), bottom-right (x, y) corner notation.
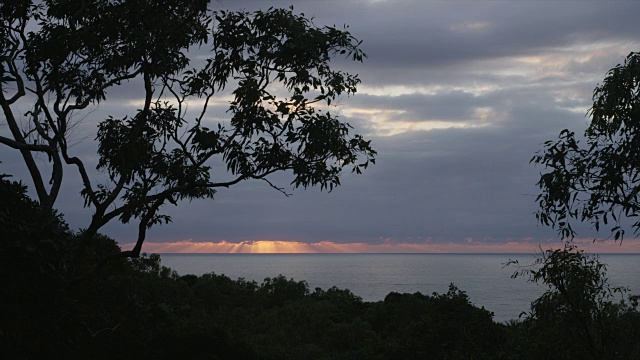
top-left (159, 253), bottom-right (640, 323)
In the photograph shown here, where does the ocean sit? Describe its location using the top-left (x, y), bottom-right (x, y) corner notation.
top-left (159, 253), bottom-right (640, 323)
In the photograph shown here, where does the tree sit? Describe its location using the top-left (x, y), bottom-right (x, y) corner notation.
top-left (531, 52), bottom-right (640, 240)
top-left (0, 1), bottom-right (375, 260)
top-left (509, 245), bottom-right (639, 360)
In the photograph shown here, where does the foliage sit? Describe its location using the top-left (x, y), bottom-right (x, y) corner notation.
top-left (532, 52), bottom-right (640, 240)
top-left (4, 173), bottom-right (640, 359)
top-left (0, 173), bottom-right (73, 357)
top-left (366, 286), bottom-right (504, 360)
top-left (3, 180), bottom-right (640, 359)
top-left (1, 178), bottom-right (508, 359)
top-left (508, 244), bottom-right (640, 359)
top-left (0, 173), bottom-right (71, 268)
top-left (0, 1), bottom-right (375, 258)
top-left (258, 275), bottom-right (309, 307)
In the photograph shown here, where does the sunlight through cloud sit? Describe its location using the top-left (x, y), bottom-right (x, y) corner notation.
top-left (125, 239), bottom-right (640, 254)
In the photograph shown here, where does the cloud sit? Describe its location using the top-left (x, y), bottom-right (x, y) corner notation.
top-left (348, 91), bottom-right (484, 123)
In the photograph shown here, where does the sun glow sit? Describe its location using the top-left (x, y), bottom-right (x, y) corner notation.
top-left (120, 238), bottom-right (640, 254)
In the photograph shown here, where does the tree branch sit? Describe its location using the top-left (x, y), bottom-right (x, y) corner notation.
top-left (0, 93), bottom-right (51, 208)
top-left (0, 135), bottom-right (53, 153)
top-left (62, 69), bottom-right (143, 116)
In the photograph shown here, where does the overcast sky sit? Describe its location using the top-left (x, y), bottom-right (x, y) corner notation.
top-left (3, 0), bottom-right (640, 252)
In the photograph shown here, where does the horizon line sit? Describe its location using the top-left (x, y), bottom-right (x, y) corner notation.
top-left (119, 239), bottom-right (640, 255)
top-left (153, 251), bottom-right (640, 255)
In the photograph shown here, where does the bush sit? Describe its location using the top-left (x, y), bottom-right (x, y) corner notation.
top-left (509, 244), bottom-right (640, 360)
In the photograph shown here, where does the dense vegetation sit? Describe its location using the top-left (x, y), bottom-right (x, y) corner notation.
top-left (2, 175), bottom-right (640, 360)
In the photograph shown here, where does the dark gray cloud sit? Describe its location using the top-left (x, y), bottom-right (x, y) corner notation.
top-left (240, 1), bottom-right (640, 88)
top-left (349, 91), bottom-right (482, 122)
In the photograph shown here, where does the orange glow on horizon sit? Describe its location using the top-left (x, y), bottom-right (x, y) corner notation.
top-left (118, 238), bottom-right (640, 254)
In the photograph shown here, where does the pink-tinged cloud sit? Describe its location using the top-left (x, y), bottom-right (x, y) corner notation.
top-left (119, 238), bottom-right (640, 254)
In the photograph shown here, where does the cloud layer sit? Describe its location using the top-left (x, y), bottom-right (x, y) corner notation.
top-left (3, 0), bottom-right (640, 251)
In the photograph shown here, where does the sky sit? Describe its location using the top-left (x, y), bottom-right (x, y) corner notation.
top-left (3, 0), bottom-right (640, 253)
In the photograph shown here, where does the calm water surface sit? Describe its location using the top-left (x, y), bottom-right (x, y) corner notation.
top-left (159, 253), bottom-right (640, 323)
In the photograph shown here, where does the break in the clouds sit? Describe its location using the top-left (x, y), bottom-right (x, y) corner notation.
top-left (3, 0), bottom-right (640, 252)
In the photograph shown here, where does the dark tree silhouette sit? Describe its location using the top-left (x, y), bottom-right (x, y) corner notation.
top-left (532, 52), bottom-right (640, 241)
top-left (0, 1), bottom-right (375, 260)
